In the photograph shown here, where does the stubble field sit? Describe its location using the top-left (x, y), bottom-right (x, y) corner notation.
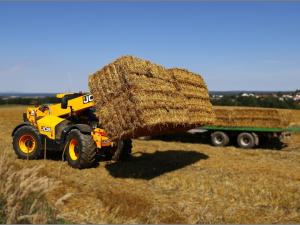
top-left (0, 106), bottom-right (300, 223)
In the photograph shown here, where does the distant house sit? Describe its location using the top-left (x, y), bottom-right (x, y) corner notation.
top-left (282, 94), bottom-right (293, 99)
top-left (241, 93), bottom-right (256, 97)
top-left (294, 94), bottom-right (300, 101)
top-left (211, 94), bottom-right (223, 99)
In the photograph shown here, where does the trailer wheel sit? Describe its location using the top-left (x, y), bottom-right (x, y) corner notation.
top-left (211, 131), bottom-right (229, 147)
top-left (237, 133), bottom-right (255, 149)
top-left (65, 129), bottom-right (96, 169)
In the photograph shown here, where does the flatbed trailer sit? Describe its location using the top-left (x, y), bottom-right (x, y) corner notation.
top-left (188, 126), bottom-right (300, 149)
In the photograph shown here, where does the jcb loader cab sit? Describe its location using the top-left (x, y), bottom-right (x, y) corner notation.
top-left (12, 93), bottom-right (132, 169)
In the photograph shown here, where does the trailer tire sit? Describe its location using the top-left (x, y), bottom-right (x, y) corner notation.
top-left (211, 131), bottom-right (229, 147)
top-left (237, 132), bottom-right (255, 149)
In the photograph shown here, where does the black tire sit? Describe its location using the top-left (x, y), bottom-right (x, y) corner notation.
top-left (211, 131), bottom-right (230, 147)
top-left (13, 125), bottom-right (43, 159)
top-left (112, 139), bottom-right (132, 161)
top-left (65, 129), bottom-right (96, 169)
top-left (237, 132), bottom-right (255, 149)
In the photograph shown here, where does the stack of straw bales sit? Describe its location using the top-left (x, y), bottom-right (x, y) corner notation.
top-left (89, 56), bottom-right (214, 140)
top-left (212, 106), bottom-right (291, 129)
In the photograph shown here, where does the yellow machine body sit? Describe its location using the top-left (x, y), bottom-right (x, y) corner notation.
top-left (24, 93), bottom-right (113, 148)
top-left (91, 128), bottom-right (112, 148)
top-left (27, 94), bottom-right (94, 121)
top-left (11, 92), bottom-right (132, 169)
top-left (36, 115), bottom-right (65, 139)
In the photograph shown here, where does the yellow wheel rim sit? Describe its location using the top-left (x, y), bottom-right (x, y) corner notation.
top-left (69, 138), bottom-right (79, 161)
top-left (19, 134), bottom-right (36, 154)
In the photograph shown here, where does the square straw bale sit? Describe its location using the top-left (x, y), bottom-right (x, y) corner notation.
top-left (89, 56), bottom-right (214, 140)
top-left (212, 106), bottom-right (291, 129)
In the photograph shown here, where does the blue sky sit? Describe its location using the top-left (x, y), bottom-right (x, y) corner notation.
top-left (0, 2), bottom-right (299, 93)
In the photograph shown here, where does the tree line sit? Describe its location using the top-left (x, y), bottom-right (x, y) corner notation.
top-left (211, 95), bottom-right (300, 109)
top-left (1, 95), bottom-right (299, 109)
top-left (0, 97), bottom-right (60, 105)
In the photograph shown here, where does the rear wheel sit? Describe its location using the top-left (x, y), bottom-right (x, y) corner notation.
top-left (13, 125), bottom-right (43, 159)
top-left (65, 129), bottom-right (96, 169)
top-left (211, 131), bottom-right (229, 147)
top-left (237, 132), bottom-right (255, 149)
top-left (112, 139), bottom-right (132, 161)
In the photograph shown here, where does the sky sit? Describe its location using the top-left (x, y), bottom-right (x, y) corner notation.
top-left (0, 1), bottom-right (299, 93)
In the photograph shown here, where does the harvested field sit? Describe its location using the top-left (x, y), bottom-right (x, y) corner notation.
top-left (1, 106), bottom-right (300, 223)
top-left (212, 106), bottom-right (291, 128)
top-left (89, 56), bottom-right (214, 140)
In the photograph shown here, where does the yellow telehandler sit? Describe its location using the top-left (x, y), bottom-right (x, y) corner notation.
top-left (12, 93), bottom-right (132, 169)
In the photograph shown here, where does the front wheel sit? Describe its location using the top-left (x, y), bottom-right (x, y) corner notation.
top-left (13, 125), bottom-right (43, 160)
top-left (65, 129), bottom-right (96, 169)
top-left (112, 139), bottom-right (132, 161)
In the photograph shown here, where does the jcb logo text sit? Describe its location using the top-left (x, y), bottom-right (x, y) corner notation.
top-left (83, 95), bottom-right (93, 104)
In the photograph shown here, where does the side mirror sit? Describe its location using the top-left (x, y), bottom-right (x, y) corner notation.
top-left (61, 96), bottom-right (69, 109)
